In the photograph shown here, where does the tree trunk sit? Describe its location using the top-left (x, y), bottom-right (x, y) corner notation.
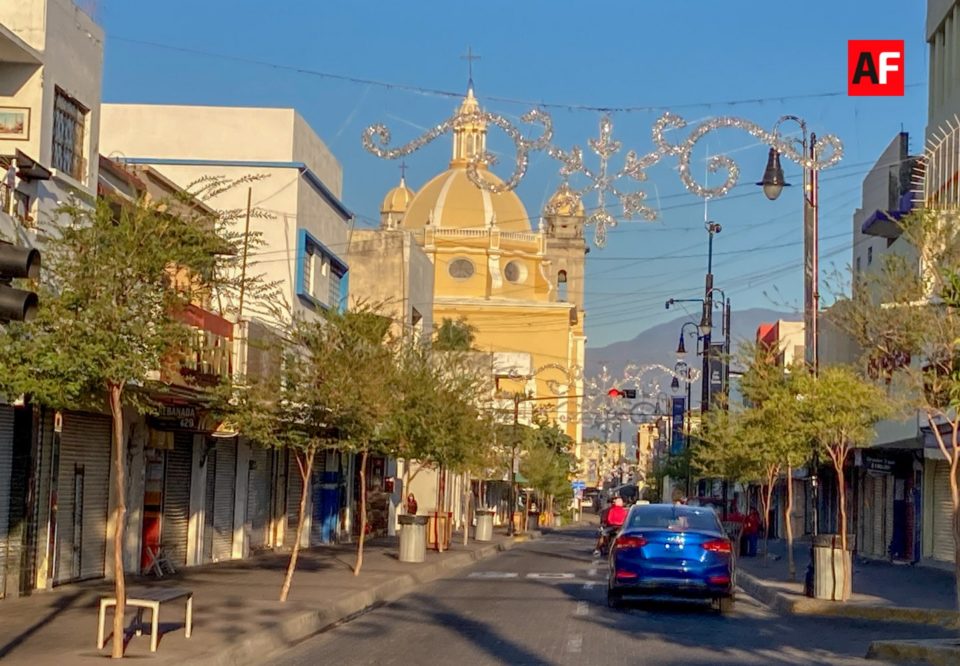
top-left (353, 449), bottom-right (369, 576)
top-left (760, 472), bottom-right (777, 565)
top-left (279, 447), bottom-right (315, 602)
top-left (785, 465), bottom-right (796, 581)
top-left (462, 474), bottom-right (470, 546)
top-left (832, 450), bottom-right (850, 602)
top-left (108, 383), bottom-right (126, 659)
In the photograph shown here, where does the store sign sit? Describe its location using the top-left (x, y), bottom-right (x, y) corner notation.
top-left (708, 342), bottom-right (726, 404)
top-left (861, 451), bottom-right (894, 474)
top-left (149, 405), bottom-right (198, 431)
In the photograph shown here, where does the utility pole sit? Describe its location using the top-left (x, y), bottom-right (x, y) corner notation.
top-left (509, 394), bottom-right (519, 537)
top-left (701, 221), bottom-right (721, 416)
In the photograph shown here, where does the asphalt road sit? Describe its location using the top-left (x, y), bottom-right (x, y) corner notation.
top-left (273, 528), bottom-right (950, 665)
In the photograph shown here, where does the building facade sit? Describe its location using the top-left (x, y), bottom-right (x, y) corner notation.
top-left (98, 103), bottom-right (357, 551)
top-left (376, 85), bottom-right (588, 450)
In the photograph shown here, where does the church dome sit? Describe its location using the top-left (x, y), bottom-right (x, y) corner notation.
top-left (396, 85), bottom-right (532, 233)
top-left (402, 167), bottom-right (531, 232)
top-left (381, 177), bottom-right (415, 215)
top-left (545, 182), bottom-right (585, 217)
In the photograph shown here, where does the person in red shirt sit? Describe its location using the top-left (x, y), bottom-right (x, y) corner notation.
top-left (594, 496), bottom-right (628, 555)
top-left (743, 508), bottom-right (761, 557)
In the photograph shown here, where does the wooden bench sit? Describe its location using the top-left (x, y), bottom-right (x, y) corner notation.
top-left (97, 587), bottom-right (193, 653)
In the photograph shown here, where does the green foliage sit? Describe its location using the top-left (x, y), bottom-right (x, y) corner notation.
top-left (520, 418), bottom-right (576, 501)
top-left (432, 317), bottom-right (476, 351)
top-left (793, 365), bottom-right (890, 465)
top-left (697, 345), bottom-right (813, 483)
top-left (0, 196), bottom-right (252, 411)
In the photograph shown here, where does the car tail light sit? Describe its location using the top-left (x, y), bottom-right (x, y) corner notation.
top-left (615, 570), bottom-right (639, 580)
top-left (708, 575), bottom-right (731, 585)
top-left (703, 539), bottom-right (732, 554)
top-left (614, 535), bottom-right (647, 549)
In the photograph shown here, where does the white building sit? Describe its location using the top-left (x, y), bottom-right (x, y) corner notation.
top-left (0, 0), bottom-right (104, 599)
top-left (99, 104), bottom-right (356, 553)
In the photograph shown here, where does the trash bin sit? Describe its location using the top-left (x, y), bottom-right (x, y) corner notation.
top-left (475, 509), bottom-right (494, 542)
top-left (526, 511), bottom-right (540, 532)
top-left (398, 514), bottom-right (428, 563)
top-left (812, 534), bottom-right (853, 601)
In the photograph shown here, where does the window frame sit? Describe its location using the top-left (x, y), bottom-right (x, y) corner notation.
top-left (52, 87), bottom-right (87, 181)
top-left (296, 228), bottom-right (348, 312)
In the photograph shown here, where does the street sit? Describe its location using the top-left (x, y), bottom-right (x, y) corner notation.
top-left (272, 528), bottom-right (947, 665)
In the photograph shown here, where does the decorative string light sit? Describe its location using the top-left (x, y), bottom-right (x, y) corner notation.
top-left (363, 107), bottom-right (843, 249)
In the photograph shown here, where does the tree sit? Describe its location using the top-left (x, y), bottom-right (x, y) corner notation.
top-left (826, 209), bottom-right (960, 604)
top-left (0, 195), bottom-right (260, 657)
top-left (433, 317), bottom-right (476, 351)
top-left (520, 418), bottom-right (576, 521)
top-left (794, 365), bottom-right (889, 592)
top-left (739, 346), bottom-right (813, 579)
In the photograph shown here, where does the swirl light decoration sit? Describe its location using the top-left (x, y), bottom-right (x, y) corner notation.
top-left (362, 108), bottom-right (553, 194)
top-left (363, 105), bottom-right (843, 249)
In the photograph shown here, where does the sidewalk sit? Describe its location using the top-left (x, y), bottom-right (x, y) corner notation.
top-left (0, 528), bottom-right (541, 665)
top-left (737, 538), bottom-right (960, 626)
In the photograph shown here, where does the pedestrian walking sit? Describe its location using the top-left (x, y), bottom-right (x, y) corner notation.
top-left (743, 508), bottom-right (761, 557)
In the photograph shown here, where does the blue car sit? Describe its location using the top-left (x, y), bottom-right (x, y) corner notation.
top-left (606, 503), bottom-right (735, 613)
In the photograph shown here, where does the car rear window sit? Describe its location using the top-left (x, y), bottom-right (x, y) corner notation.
top-left (627, 505), bottom-right (722, 532)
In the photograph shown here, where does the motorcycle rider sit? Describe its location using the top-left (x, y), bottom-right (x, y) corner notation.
top-left (594, 496), bottom-right (627, 556)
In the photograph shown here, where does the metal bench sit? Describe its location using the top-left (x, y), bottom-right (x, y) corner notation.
top-left (97, 587), bottom-right (193, 653)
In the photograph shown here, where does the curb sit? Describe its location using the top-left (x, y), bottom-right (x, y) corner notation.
top-left (738, 571), bottom-right (960, 629)
top-left (201, 534), bottom-right (536, 665)
top-left (866, 639), bottom-right (960, 665)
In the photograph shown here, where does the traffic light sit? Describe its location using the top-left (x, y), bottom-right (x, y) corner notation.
top-left (607, 388), bottom-right (637, 399)
top-left (0, 241), bottom-right (40, 322)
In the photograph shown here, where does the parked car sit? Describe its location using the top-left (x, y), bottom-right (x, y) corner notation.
top-left (606, 503), bottom-right (735, 613)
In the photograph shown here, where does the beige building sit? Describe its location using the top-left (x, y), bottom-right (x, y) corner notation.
top-left (373, 86), bottom-right (588, 447)
top-left (348, 228), bottom-right (434, 341)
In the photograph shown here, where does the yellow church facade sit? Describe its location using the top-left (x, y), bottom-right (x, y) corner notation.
top-left (379, 86), bottom-right (588, 443)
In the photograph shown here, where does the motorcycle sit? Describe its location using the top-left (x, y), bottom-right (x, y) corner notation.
top-left (596, 522), bottom-right (622, 557)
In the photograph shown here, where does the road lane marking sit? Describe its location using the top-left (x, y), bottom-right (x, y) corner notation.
top-left (526, 573), bottom-right (575, 579)
top-left (575, 601), bottom-right (589, 616)
top-left (587, 568), bottom-right (598, 577)
top-left (566, 634), bottom-right (582, 653)
top-left (467, 572), bottom-right (519, 578)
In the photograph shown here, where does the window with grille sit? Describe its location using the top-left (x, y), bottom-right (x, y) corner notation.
top-left (52, 88), bottom-right (86, 180)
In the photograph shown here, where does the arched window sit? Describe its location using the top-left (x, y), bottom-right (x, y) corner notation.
top-left (558, 270), bottom-right (568, 302)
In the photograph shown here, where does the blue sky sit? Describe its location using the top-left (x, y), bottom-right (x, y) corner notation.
top-left (94, 0), bottom-right (928, 349)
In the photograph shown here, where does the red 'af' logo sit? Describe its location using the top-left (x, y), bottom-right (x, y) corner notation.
top-left (848, 40), bottom-right (904, 96)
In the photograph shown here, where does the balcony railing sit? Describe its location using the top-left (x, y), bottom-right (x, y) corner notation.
top-left (168, 304), bottom-right (234, 386)
top-left (1, 182), bottom-right (33, 227)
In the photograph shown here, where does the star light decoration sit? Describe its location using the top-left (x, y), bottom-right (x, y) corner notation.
top-left (362, 104), bottom-right (844, 248)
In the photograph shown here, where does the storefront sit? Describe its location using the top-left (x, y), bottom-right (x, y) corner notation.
top-left (54, 411), bottom-right (112, 584)
top-left (0, 405), bottom-right (14, 597)
top-left (854, 449), bottom-right (920, 562)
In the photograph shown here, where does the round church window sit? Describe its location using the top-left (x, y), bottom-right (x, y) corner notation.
top-left (449, 258), bottom-right (475, 279)
top-left (504, 260), bottom-right (527, 283)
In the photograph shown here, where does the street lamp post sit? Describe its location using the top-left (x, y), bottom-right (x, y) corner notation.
top-left (702, 222), bottom-right (722, 415)
top-left (757, 115), bottom-right (821, 592)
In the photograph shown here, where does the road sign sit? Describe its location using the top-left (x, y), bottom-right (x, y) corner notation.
top-left (572, 480), bottom-right (586, 490)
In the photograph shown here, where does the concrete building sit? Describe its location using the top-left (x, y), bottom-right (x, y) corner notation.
top-left (0, 0), bottom-right (104, 600)
top-left (99, 103), bottom-right (356, 551)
